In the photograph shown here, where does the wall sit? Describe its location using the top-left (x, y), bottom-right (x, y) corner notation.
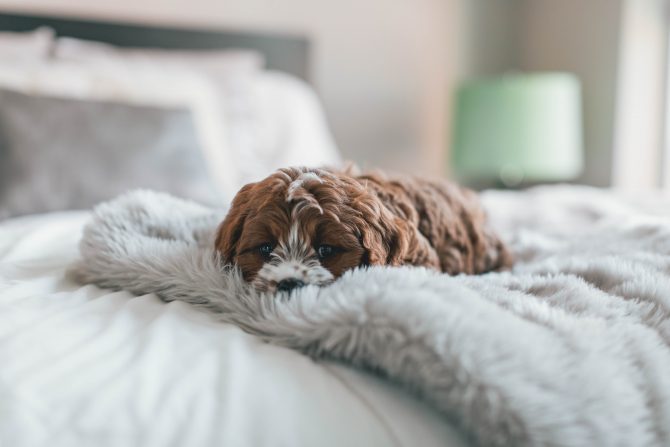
top-left (0, 0), bottom-right (455, 178)
top-left (517, 0), bottom-right (624, 187)
top-left (457, 0), bottom-right (520, 78)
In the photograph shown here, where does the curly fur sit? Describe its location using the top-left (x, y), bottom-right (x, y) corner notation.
top-left (215, 167), bottom-right (511, 291)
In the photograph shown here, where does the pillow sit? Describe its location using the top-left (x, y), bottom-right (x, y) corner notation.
top-left (0, 88), bottom-right (220, 219)
top-left (0, 41), bottom-right (342, 210)
top-left (52, 39), bottom-right (342, 190)
top-left (228, 71), bottom-right (341, 186)
top-left (0, 27), bottom-right (54, 61)
top-left (0, 59), bottom-right (236, 204)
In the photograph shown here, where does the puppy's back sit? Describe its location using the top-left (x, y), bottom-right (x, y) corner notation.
top-left (353, 171), bottom-right (512, 275)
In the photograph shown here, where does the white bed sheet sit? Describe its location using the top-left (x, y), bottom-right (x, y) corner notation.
top-left (0, 212), bottom-right (467, 447)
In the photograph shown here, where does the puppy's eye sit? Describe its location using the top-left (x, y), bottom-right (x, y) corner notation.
top-left (258, 243), bottom-right (274, 258)
top-left (317, 245), bottom-right (334, 259)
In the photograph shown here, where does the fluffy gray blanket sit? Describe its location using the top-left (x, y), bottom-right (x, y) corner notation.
top-left (72, 187), bottom-right (670, 447)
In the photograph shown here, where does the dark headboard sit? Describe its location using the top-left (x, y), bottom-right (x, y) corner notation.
top-left (0, 11), bottom-right (311, 81)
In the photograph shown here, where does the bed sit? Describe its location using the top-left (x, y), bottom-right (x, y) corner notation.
top-left (0, 12), bottom-right (468, 447)
top-left (2, 12), bottom-right (670, 447)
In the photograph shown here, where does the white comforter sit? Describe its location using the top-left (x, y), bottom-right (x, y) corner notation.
top-left (0, 212), bottom-right (466, 447)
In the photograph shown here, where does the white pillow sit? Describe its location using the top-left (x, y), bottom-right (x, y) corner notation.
top-left (53, 37), bottom-right (342, 188)
top-left (0, 27), bottom-right (54, 61)
top-left (228, 70), bottom-right (342, 186)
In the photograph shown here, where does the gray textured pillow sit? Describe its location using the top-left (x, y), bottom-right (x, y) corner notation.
top-left (0, 88), bottom-right (221, 219)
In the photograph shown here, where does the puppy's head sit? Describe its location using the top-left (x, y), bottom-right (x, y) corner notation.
top-left (215, 167), bottom-right (406, 293)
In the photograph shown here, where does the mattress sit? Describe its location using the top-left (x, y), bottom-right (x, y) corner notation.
top-left (0, 211), bottom-right (468, 447)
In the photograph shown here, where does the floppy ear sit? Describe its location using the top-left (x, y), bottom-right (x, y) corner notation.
top-left (353, 194), bottom-right (409, 266)
top-left (359, 211), bottom-right (440, 269)
top-left (214, 184), bottom-right (254, 264)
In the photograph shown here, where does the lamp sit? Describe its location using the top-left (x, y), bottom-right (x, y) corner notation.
top-left (451, 73), bottom-right (583, 187)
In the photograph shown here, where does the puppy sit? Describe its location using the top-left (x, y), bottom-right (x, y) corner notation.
top-left (215, 167), bottom-right (511, 293)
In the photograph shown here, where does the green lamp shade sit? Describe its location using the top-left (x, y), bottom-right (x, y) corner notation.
top-left (452, 73), bottom-right (583, 185)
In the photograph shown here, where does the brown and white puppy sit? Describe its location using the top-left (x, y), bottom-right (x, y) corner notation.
top-left (215, 167), bottom-right (511, 293)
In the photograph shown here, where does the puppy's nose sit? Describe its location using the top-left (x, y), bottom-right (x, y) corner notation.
top-left (277, 278), bottom-right (306, 293)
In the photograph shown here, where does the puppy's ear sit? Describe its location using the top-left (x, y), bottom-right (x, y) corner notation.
top-left (215, 184), bottom-right (254, 264)
top-left (354, 195), bottom-right (408, 266)
top-left (355, 194), bottom-right (442, 270)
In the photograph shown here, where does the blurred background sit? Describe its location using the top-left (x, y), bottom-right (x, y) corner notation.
top-left (0, 0), bottom-right (668, 219)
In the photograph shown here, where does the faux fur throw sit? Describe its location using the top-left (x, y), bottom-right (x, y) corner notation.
top-left (72, 188), bottom-right (670, 447)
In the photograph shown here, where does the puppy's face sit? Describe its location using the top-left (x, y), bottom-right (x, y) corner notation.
top-left (215, 167), bottom-right (405, 293)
